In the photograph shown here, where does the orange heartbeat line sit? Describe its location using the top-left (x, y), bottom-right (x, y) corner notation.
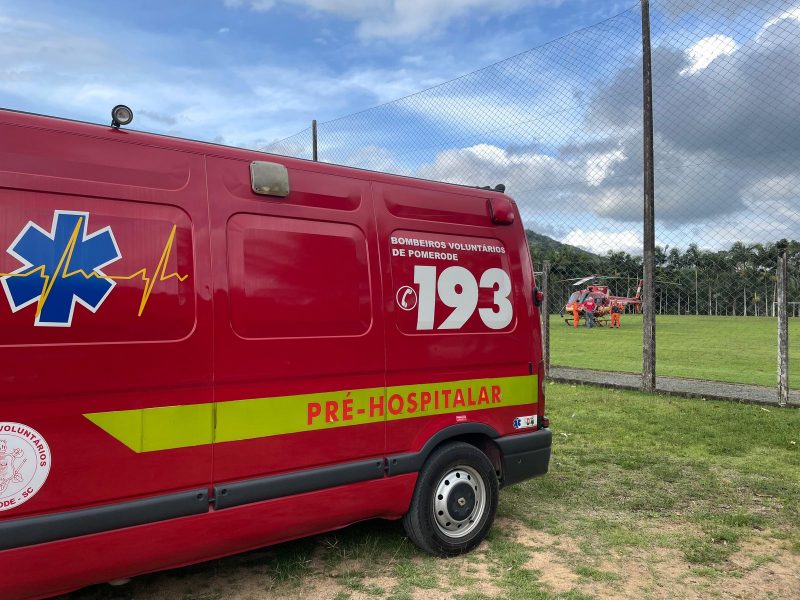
top-left (0, 217), bottom-right (189, 317)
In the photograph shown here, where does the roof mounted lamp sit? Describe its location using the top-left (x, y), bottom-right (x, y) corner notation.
top-left (111, 105), bottom-right (133, 129)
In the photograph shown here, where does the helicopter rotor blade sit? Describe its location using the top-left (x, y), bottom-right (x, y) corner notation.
top-left (573, 275), bottom-right (596, 287)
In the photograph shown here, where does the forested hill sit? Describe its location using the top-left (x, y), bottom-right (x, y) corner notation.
top-left (525, 229), bottom-right (597, 261)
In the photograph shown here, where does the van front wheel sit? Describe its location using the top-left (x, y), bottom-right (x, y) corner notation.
top-left (402, 441), bottom-right (499, 556)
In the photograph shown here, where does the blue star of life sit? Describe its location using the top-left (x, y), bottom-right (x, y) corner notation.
top-left (1, 210), bottom-right (121, 327)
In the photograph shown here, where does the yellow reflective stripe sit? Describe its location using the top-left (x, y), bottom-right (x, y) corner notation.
top-left (84, 404), bottom-right (213, 453)
top-left (143, 403), bottom-right (213, 452)
top-left (84, 375), bottom-right (537, 453)
top-left (385, 375), bottom-right (535, 421)
top-left (85, 409), bottom-right (143, 453)
top-left (215, 386), bottom-right (385, 443)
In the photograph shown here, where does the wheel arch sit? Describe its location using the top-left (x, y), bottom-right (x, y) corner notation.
top-left (386, 423), bottom-right (502, 477)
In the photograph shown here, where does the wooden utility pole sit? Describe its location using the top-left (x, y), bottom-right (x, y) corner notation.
top-left (641, 0), bottom-right (656, 392)
top-left (312, 119), bottom-right (318, 161)
top-left (541, 261), bottom-right (551, 377)
top-left (777, 240), bottom-right (789, 407)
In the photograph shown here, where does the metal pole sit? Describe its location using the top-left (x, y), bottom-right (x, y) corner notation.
top-left (695, 267), bottom-right (698, 316)
top-left (777, 240), bottom-right (789, 407)
top-left (641, 0), bottom-right (656, 392)
top-left (541, 261), bottom-right (551, 377)
top-left (312, 119), bottom-right (318, 162)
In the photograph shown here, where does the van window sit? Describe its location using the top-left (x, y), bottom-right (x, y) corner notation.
top-left (227, 214), bottom-right (372, 338)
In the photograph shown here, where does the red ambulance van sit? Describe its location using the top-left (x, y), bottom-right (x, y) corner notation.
top-left (0, 108), bottom-right (550, 599)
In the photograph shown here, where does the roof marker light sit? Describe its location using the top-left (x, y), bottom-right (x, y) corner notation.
top-left (111, 105), bottom-right (133, 129)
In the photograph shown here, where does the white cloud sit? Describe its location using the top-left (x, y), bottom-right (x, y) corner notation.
top-left (681, 34), bottom-right (738, 75)
top-left (223, 0), bottom-right (275, 10)
top-left (760, 7), bottom-right (800, 36)
top-left (415, 142), bottom-right (636, 214)
top-left (332, 67), bottom-right (445, 103)
top-left (416, 143), bottom-right (576, 201)
top-left (340, 145), bottom-right (401, 173)
top-left (224, 0), bottom-right (560, 39)
top-left (585, 148), bottom-right (625, 186)
top-left (562, 229), bottom-right (641, 255)
top-left (393, 85), bottom-right (585, 146)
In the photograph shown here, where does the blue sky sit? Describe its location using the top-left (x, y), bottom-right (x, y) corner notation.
top-left (2, 1), bottom-right (799, 253)
top-left (0, 0), bottom-right (632, 147)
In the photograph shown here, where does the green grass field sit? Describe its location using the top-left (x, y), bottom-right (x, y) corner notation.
top-left (65, 384), bottom-right (800, 600)
top-left (550, 314), bottom-right (800, 388)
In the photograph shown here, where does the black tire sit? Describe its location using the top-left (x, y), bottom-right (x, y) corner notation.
top-left (402, 441), bottom-right (499, 556)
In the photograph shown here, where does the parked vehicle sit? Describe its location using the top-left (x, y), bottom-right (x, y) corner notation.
top-left (560, 276), bottom-right (642, 326)
top-left (0, 108), bottom-right (551, 599)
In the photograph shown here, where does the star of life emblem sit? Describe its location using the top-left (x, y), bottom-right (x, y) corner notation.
top-left (1, 210), bottom-right (121, 327)
top-left (512, 415), bottom-right (537, 429)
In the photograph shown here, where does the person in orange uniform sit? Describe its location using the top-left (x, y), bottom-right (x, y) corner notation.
top-left (610, 302), bottom-right (622, 328)
top-left (572, 302), bottom-right (581, 328)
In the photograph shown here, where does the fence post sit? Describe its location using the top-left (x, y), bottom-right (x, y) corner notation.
top-left (541, 261), bottom-right (550, 377)
top-left (312, 119), bottom-right (318, 161)
top-left (777, 239), bottom-right (789, 407)
top-left (641, 0), bottom-right (656, 392)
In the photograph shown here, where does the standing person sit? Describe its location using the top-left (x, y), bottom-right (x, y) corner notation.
top-left (583, 295), bottom-right (596, 328)
top-left (611, 302), bottom-right (622, 328)
top-left (572, 301), bottom-right (581, 328)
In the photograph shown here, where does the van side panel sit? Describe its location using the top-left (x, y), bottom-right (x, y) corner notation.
top-left (0, 121), bottom-right (213, 522)
top-left (206, 158), bottom-right (387, 489)
top-left (374, 182), bottom-right (538, 457)
top-left (2, 473), bottom-right (416, 600)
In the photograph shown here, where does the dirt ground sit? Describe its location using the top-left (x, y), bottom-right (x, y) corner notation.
top-left (63, 516), bottom-right (800, 600)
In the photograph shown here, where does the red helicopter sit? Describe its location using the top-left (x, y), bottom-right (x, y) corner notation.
top-left (560, 276), bottom-right (642, 326)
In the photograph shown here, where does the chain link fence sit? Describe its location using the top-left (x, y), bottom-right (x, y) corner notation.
top-left (265, 0), bottom-right (800, 402)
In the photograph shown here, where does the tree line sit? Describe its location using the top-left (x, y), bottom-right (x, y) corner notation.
top-left (529, 235), bottom-right (800, 317)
